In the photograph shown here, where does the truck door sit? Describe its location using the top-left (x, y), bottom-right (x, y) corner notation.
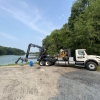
top-left (76, 49), bottom-right (87, 61)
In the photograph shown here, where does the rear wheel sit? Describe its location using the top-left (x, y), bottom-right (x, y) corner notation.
top-left (39, 61), bottom-right (45, 66)
top-left (45, 61), bottom-right (51, 66)
top-left (86, 62), bottom-right (97, 71)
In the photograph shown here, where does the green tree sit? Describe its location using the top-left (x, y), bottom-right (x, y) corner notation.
top-left (0, 46), bottom-right (25, 55)
top-left (42, 0), bottom-right (100, 56)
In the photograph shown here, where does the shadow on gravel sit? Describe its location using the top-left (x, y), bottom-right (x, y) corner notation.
top-left (48, 69), bottom-right (100, 100)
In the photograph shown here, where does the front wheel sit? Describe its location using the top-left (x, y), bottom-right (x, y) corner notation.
top-left (45, 61), bottom-right (51, 66)
top-left (86, 62), bottom-right (97, 71)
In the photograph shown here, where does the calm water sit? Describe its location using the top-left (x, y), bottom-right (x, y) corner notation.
top-left (0, 55), bottom-right (37, 65)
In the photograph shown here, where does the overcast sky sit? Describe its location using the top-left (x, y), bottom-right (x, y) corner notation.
top-left (0, 0), bottom-right (75, 52)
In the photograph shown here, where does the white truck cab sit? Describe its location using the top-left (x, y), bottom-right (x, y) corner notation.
top-left (75, 49), bottom-right (100, 70)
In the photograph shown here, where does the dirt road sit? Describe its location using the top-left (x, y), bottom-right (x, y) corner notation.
top-left (0, 64), bottom-right (100, 100)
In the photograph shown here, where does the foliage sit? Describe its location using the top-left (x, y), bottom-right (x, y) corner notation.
top-left (0, 46), bottom-right (25, 55)
top-left (97, 66), bottom-right (100, 71)
top-left (42, 0), bottom-right (100, 56)
top-left (29, 52), bottom-right (39, 56)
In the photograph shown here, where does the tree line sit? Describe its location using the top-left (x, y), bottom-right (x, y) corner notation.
top-left (0, 46), bottom-right (25, 55)
top-left (27, 52), bottom-right (39, 56)
top-left (42, 0), bottom-right (100, 56)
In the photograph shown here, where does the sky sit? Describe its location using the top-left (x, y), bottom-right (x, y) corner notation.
top-left (0, 0), bottom-right (75, 52)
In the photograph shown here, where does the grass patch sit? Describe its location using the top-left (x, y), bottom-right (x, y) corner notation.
top-left (7, 64), bottom-right (18, 66)
top-left (0, 64), bottom-right (20, 66)
top-left (34, 62), bottom-right (38, 64)
top-left (97, 66), bottom-right (100, 71)
top-left (0, 62), bottom-right (38, 66)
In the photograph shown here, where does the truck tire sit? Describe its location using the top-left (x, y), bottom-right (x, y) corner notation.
top-left (86, 61), bottom-right (97, 71)
top-left (45, 61), bottom-right (51, 66)
top-left (39, 61), bottom-right (45, 66)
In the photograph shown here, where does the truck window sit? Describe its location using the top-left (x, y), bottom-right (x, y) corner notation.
top-left (78, 50), bottom-right (84, 55)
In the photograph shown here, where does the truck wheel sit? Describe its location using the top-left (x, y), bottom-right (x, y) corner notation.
top-left (39, 61), bottom-right (45, 66)
top-left (86, 62), bottom-right (97, 71)
top-left (45, 61), bottom-right (51, 66)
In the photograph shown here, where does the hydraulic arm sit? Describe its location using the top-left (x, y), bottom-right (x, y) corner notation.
top-left (15, 43), bottom-right (47, 64)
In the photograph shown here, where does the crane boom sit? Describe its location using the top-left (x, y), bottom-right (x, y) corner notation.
top-left (15, 43), bottom-right (47, 64)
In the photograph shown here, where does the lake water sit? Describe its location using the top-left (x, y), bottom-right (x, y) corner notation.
top-left (0, 55), bottom-right (37, 65)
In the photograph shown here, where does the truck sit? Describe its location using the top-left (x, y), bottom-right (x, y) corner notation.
top-left (53, 49), bottom-right (100, 71)
top-left (15, 43), bottom-right (100, 71)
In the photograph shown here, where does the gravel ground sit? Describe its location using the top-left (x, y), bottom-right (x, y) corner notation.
top-left (0, 64), bottom-right (100, 100)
